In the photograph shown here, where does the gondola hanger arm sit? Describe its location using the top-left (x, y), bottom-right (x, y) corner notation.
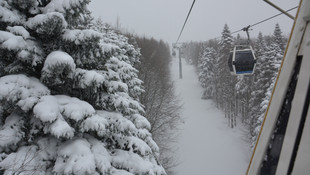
top-left (242, 25), bottom-right (251, 45)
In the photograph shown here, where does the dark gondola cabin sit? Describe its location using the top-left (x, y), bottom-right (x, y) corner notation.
top-left (172, 50), bottom-right (176, 56)
top-left (228, 45), bottom-right (256, 75)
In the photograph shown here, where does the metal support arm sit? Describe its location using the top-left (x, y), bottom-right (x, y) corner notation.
top-left (263, 0), bottom-right (294, 20)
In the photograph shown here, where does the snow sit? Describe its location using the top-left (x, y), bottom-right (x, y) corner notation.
top-left (130, 114), bottom-right (151, 130)
top-left (0, 74), bottom-right (50, 111)
top-left (0, 145), bottom-right (46, 175)
top-left (110, 168), bottom-right (134, 175)
top-left (0, 3), bottom-right (23, 24)
top-left (62, 29), bottom-right (102, 44)
top-left (56, 95), bottom-right (95, 121)
top-left (111, 149), bottom-right (165, 175)
top-left (41, 0), bottom-right (86, 14)
top-left (137, 128), bottom-right (151, 139)
top-left (34, 95), bottom-right (96, 123)
top-left (100, 41), bottom-right (119, 54)
top-left (81, 114), bottom-right (108, 134)
top-left (26, 12), bottom-right (67, 29)
top-left (54, 139), bottom-right (96, 175)
top-left (37, 137), bottom-right (58, 160)
top-left (0, 113), bottom-right (24, 147)
top-left (171, 56), bottom-right (250, 174)
top-left (49, 117), bottom-right (75, 138)
top-left (43, 51), bottom-right (76, 73)
top-left (0, 31), bottom-right (27, 50)
top-left (6, 26), bottom-right (30, 39)
top-left (74, 68), bottom-right (106, 89)
top-left (108, 80), bottom-right (129, 93)
top-left (145, 136), bottom-right (160, 154)
top-left (86, 136), bottom-right (112, 173)
top-left (34, 95), bottom-right (96, 138)
top-left (33, 95), bottom-right (60, 123)
top-left (118, 136), bottom-right (152, 156)
top-left (97, 111), bottom-right (137, 134)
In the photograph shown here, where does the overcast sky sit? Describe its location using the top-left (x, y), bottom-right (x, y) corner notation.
top-left (89, 0), bottom-right (299, 44)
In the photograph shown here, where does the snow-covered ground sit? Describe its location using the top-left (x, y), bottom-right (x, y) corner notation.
top-left (171, 55), bottom-right (251, 175)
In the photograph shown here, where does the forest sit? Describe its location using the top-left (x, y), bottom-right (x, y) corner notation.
top-left (0, 0), bottom-right (292, 175)
top-left (181, 23), bottom-right (287, 149)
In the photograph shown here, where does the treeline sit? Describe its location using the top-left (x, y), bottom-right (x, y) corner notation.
top-left (95, 18), bottom-right (182, 174)
top-left (181, 24), bottom-right (286, 148)
top-left (135, 37), bottom-right (182, 175)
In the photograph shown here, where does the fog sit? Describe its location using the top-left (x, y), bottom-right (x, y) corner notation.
top-left (89, 0), bottom-right (299, 43)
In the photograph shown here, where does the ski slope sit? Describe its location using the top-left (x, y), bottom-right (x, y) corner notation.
top-left (171, 56), bottom-right (251, 175)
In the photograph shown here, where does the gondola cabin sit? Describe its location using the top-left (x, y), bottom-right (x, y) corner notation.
top-left (172, 49), bottom-right (176, 56)
top-left (228, 45), bottom-right (256, 75)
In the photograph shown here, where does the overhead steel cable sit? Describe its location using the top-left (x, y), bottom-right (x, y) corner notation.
top-left (250, 6), bottom-right (297, 28)
top-left (231, 6), bottom-right (298, 35)
top-left (176, 0), bottom-right (196, 44)
top-left (214, 6), bottom-right (298, 39)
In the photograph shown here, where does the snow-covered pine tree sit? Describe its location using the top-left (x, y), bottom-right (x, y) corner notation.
top-left (217, 24), bottom-right (233, 107)
top-left (247, 32), bottom-right (269, 147)
top-left (235, 74), bottom-right (253, 123)
top-left (217, 24), bottom-right (237, 127)
top-left (273, 23), bottom-right (285, 51)
top-left (250, 25), bottom-right (285, 148)
top-left (0, 1), bottom-right (165, 174)
top-left (198, 47), bottom-right (217, 99)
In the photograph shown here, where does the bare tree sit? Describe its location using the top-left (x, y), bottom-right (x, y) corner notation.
top-left (136, 37), bottom-right (182, 175)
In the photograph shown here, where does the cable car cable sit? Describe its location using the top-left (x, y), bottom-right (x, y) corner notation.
top-left (214, 6), bottom-right (298, 40)
top-left (230, 6), bottom-right (298, 36)
top-left (175, 0), bottom-right (196, 44)
top-left (250, 6), bottom-right (297, 27)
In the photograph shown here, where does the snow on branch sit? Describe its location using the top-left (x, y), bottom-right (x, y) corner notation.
top-left (43, 51), bottom-right (75, 73)
top-left (81, 114), bottom-right (108, 135)
top-left (34, 95), bottom-right (95, 138)
top-left (62, 29), bottom-right (102, 44)
top-left (0, 74), bottom-right (50, 111)
top-left (34, 95), bottom-right (95, 122)
top-left (54, 138), bottom-right (96, 175)
top-left (0, 3), bottom-right (24, 24)
top-left (130, 114), bottom-right (151, 130)
top-left (26, 12), bottom-right (67, 35)
top-left (0, 31), bottom-right (27, 50)
top-left (0, 145), bottom-right (46, 174)
top-left (33, 96), bottom-right (60, 123)
top-left (0, 113), bottom-right (24, 147)
top-left (96, 111), bottom-right (137, 135)
top-left (41, 51), bottom-right (76, 85)
top-left (41, 0), bottom-right (89, 14)
top-left (0, 30), bottom-right (44, 67)
top-left (111, 149), bottom-right (165, 175)
top-left (6, 26), bottom-right (30, 39)
top-left (73, 68), bottom-right (106, 89)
